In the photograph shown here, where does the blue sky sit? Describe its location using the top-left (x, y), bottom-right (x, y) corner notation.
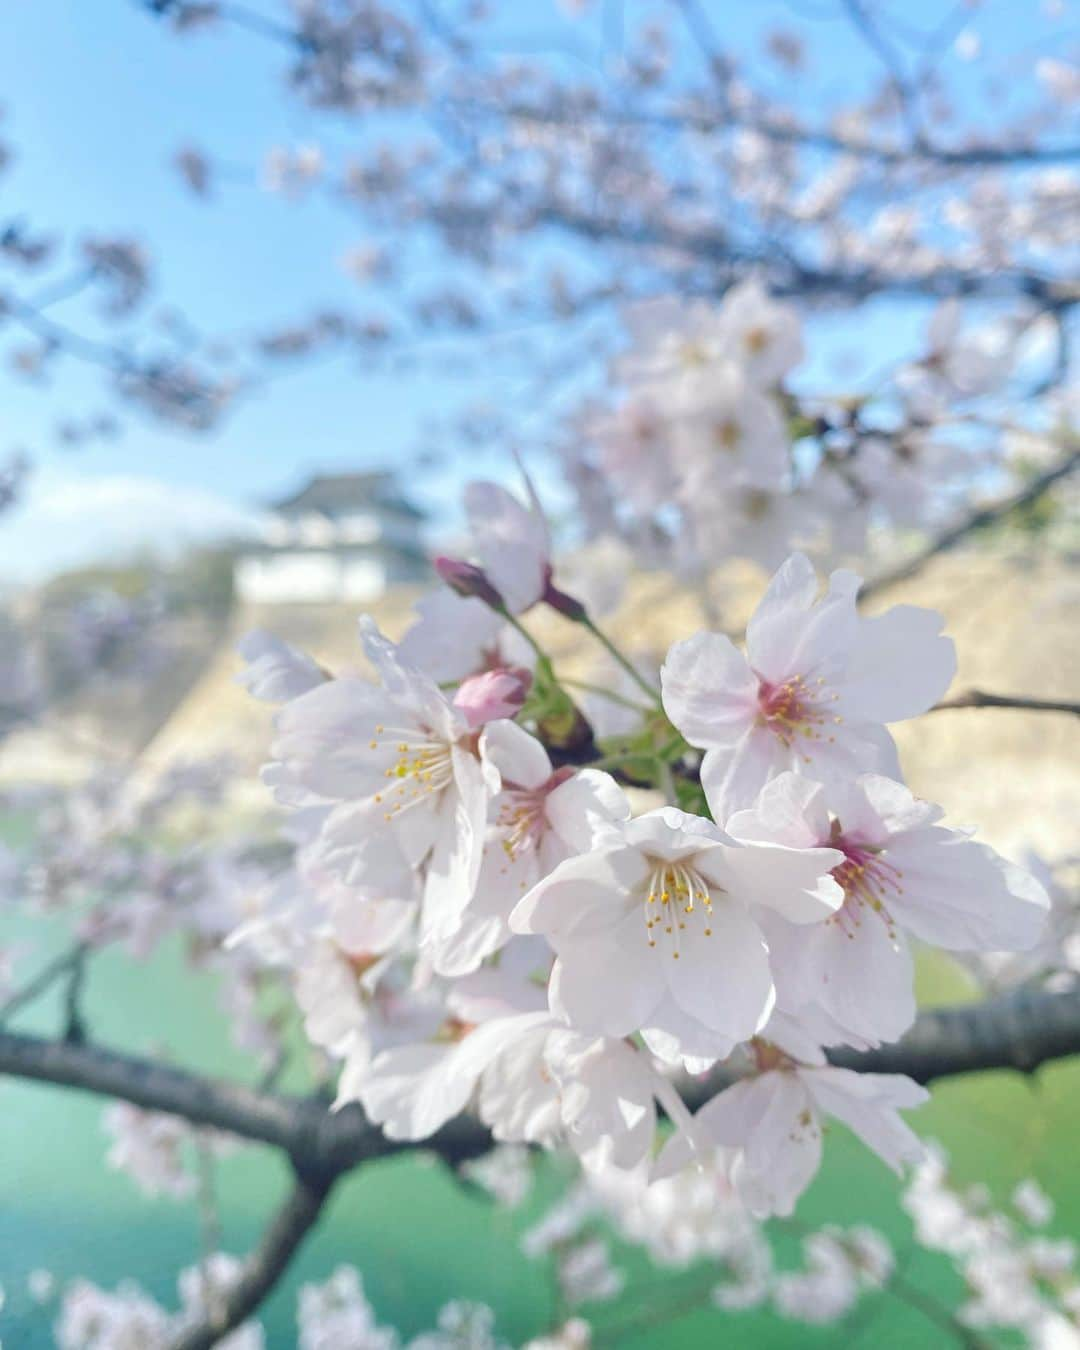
top-left (0, 0), bottom-right (1071, 581)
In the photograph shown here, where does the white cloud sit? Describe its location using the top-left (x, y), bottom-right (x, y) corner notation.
top-left (0, 468), bottom-right (267, 585)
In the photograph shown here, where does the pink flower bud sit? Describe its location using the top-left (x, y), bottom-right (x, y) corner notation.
top-left (453, 665), bottom-right (533, 728)
top-left (434, 556), bottom-right (506, 611)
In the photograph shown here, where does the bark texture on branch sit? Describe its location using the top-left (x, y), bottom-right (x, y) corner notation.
top-left (828, 986), bottom-right (1080, 1083)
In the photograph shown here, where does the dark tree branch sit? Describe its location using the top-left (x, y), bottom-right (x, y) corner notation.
top-left (859, 443), bottom-right (1080, 603)
top-left (0, 1027), bottom-right (492, 1173)
top-left (169, 1167), bottom-right (334, 1350)
top-left (531, 205), bottom-right (1076, 308)
top-left (828, 985), bottom-right (1080, 1083)
top-left (930, 689), bottom-right (1080, 718)
top-left (3, 986), bottom-right (1080, 1177)
top-left (3, 984), bottom-right (1078, 1337)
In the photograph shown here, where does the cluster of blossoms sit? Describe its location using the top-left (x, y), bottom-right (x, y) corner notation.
top-left (232, 476), bottom-right (1049, 1220)
top-left (0, 762), bottom-right (288, 1067)
top-left (56, 1255), bottom-right (262, 1350)
top-left (50, 1263), bottom-right (568, 1350)
top-left (0, 580), bottom-right (191, 749)
top-left (512, 1148), bottom-right (894, 1330)
top-left (566, 282), bottom-right (1032, 580)
top-left (101, 1100), bottom-right (235, 1200)
top-left (25, 1130), bottom-right (1080, 1349)
top-left (904, 1145), bottom-right (1080, 1344)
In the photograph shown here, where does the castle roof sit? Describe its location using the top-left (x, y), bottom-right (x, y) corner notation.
top-left (269, 472), bottom-right (423, 519)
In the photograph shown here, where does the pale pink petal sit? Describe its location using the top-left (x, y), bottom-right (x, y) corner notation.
top-left (763, 909), bottom-right (916, 1047)
top-left (397, 590), bottom-right (505, 683)
top-left (236, 630), bottom-right (326, 702)
top-left (465, 480), bottom-right (549, 614)
top-left (510, 847), bottom-right (648, 939)
top-left (667, 899), bottom-right (775, 1041)
top-left (725, 772), bottom-right (831, 849)
top-left (801, 1067), bottom-right (927, 1173)
top-left (856, 774), bottom-right (942, 836)
top-left (842, 604), bottom-right (956, 722)
top-left (660, 631), bottom-right (758, 749)
top-left (549, 916), bottom-right (665, 1038)
top-left (698, 838), bottom-right (844, 924)
top-left (744, 552), bottom-right (821, 680)
top-left (480, 718), bottom-right (551, 790)
top-left (332, 896), bottom-right (416, 957)
top-left (887, 829), bottom-right (1049, 952)
top-left (544, 769), bottom-right (631, 853)
top-left (700, 729), bottom-right (786, 820)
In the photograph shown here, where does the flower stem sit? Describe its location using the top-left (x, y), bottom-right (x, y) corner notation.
top-left (500, 611), bottom-right (553, 672)
top-left (575, 613), bottom-right (662, 706)
top-left (560, 675), bottom-right (653, 713)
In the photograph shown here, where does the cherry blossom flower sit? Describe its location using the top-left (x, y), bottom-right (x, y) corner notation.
top-left (462, 478), bottom-right (552, 616)
top-left (397, 475), bottom-right (553, 682)
top-left (511, 805), bottom-right (842, 1063)
top-left (548, 1029), bottom-right (704, 1176)
top-left (268, 617), bottom-right (500, 935)
top-left (726, 772), bottom-right (1049, 1047)
top-left (432, 721), bottom-right (628, 976)
top-left (670, 1055), bottom-right (928, 1216)
top-left (236, 630), bottom-right (328, 703)
top-left (676, 364), bottom-right (790, 493)
top-left (555, 1237), bottom-right (625, 1305)
top-left (772, 1227), bottom-right (892, 1323)
top-left (590, 394), bottom-right (682, 514)
top-left (358, 962), bottom-right (561, 1141)
top-left (661, 552), bottom-right (957, 816)
top-left (903, 1144), bottom-right (1080, 1339)
top-left (713, 279), bottom-right (804, 387)
top-left (587, 1151), bottom-right (765, 1274)
top-left (56, 1278), bottom-right (172, 1350)
top-left (397, 587), bottom-right (534, 684)
top-left (56, 1256), bottom-right (264, 1350)
top-left (618, 293), bottom-right (793, 396)
top-left (357, 957), bottom-right (698, 1172)
top-left (102, 1101), bottom-right (199, 1199)
top-left (228, 840), bottom-right (440, 1095)
top-left (297, 1267), bottom-right (398, 1350)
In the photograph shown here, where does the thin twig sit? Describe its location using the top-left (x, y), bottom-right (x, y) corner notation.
top-left (859, 445), bottom-right (1080, 603)
top-left (169, 1167), bottom-right (334, 1350)
top-left (888, 1272), bottom-right (991, 1350)
top-left (930, 689), bottom-right (1080, 718)
top-left (560, 675), bottom-right (653, 714)
top-left (575, 612), bottom-right (662, 705)
top-left (62, 946), bottom-right (89, 1044)
top-left (0, 940), bottom-right (93, 1027)
top-left (194, 1141), bottom-right (225, 1331)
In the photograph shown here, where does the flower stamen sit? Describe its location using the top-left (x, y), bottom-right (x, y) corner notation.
top-left (643, 860), bottom-right (716, 957)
